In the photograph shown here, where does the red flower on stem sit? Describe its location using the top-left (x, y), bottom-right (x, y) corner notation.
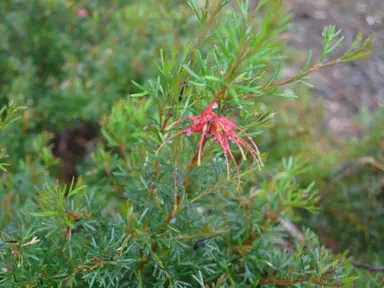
top-left (156, 101), bottom-right (263, 186)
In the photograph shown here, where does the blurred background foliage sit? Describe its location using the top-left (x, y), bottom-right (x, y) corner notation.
top-left (0, 0), bottom-right (196, 159)
top-left (0, 0), bottom-right (383, 286)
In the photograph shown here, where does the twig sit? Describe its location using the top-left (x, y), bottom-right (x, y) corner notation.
top-left (278, 217), bottom-right (307, 246)
top-left (327, 156), bottom-right (384, 188)
top-left (259, 276), bottom-right (337, 287)
top-left (352, 261), bottom-right (384, 272)
top-left (182, 138), bottom-right (208, 192)
top-left (244, 57), bottom-right (345, 100)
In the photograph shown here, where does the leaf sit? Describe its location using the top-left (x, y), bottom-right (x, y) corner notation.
top-left (192, 270), bottom-right (205, 287)
top-left (229, 86), bottom-right (239, 103)
top-left (138, 208), bottom-right (148, 224)
top-left (0, 163), bottom-right (10, 171)
top-left (65, 218), bottom-right (74, 228)
top-left (130, 91), bottom-right (149, 98)
top-left (253, 0), bottom-right (268, 14)
top-left (131, 80), bottom-right (147, 91)
top-left (31, 211), bottom-right (59, 217)
top-left (361, 34), bottom-right (375, 49)
top-left (273, 92), bottom-right (298, 99)
top-left (301, 50), bottom-right (312, 73)
top-left (339, 50), bottom-right (373, 63)
top-left (320, 26), bottom-right (329, 62)
top-left (195, 50), bottom-right (206, 75)
top-left (218, 0), bottom-right (233, 13)
top-left (100, 129), bottom-right (119, 147)
top-left (67, 185), bottom-right (87, 198)
top-left (297, 79), bottom-right (314, 88)
top-left (160, 48), bottom-right (165, 68)
top-left (187, 0), bottom-right (202, 23)
top-left (327, 35), bottom-right (345, 54)
top-left (344, 32), bottom-right (363, 55)
top-left (266, 61), bottom-right (281, 87)
top-left (236, 0), bottom-right (249, 21)
top-left (182, 65), bottom-right (201, 80)
top-left (203, 75), bottom-right (224, 83)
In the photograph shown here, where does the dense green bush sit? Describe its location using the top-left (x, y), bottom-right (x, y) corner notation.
top-left (1, 0), bottom-right (382, 287)
top-left (0, 0), bottom-right (194, 159)
top-left (260, 92), bottom-right (384, 287)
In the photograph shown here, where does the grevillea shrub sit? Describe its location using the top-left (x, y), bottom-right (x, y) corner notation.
top-left (0, 0), bottom-right (378, 287)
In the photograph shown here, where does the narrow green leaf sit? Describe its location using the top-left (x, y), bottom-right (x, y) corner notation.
top-left (229, 86), bottom-right (239, 103)
top-left (218, 0), bottom-right (233, 13)
top-left (192, 270), bottom-right (205, 287)
top-left (100, 129), bottom-right (119, 147)
top-left (344, 32), bottom-right (363, 55)
top-left (131, 80), bottom-right (147, 91)
top-left (0, 106), bottom-right (6, 116)
top-left (302, 50), bottom-right (312, 72)
top-left (130, 91), bottom-right (149, 98)
top-left (138, 208), bottom-right (148, 224)
top-left (68, 185), bottom-right (87, 198)
top-left (0, 163), bottom-right (10, 171)
top-left (327, 35), bottom-right (345, 54)
top-left (273, 92), bottom-right (298, 99)
top-left (153, 62), bottom-right (164, 75)
top-left (320, 26), bottom-right (329, 61)
top-left (187, 0), bottom-right (202, 23)
top-left (160, 48), bottom-right (165, 68)
top-left (339, 50), bottom-right (373, 63)
top-left (188, 80), bottom-right (206, 87)
top-left (182, 65), bottom-right (201, 80)
top-left (267, 61), bottom-right (281, 87)
top-left (253, 0), bottom-right (268, 14)
top-left (361, 34), bottom-right (375, 49)
top-left (236, 0), bottom-right (249, 21)
top-left (31, 211), bottom-right (59, 217)
top-left (298, 79), bottom-right (314, 88)
top-left (203, 76), bottom-right (223, 83)
top-left (65, 218), bottom-right (74, 228)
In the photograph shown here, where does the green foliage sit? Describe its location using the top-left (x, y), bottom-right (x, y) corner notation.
top-left (0, 0), bottom-right (192, 161)
top-left (0, 102), bottom-right (25, 171)
top-left (259, 82), bottom-right (384, 286)
top-left (1, 0), bottom-right (381, 287)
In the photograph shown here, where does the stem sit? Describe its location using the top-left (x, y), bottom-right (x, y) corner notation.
top-left (245, 57), bottom-right (344, 100)
top-left (183, 138), bottom-right (208, 192)
top-left (163, 163), bottom-right (179, 228)
top-left (188, 183), bottom-right (226, 204)
top-left (196, 1), bottom-right (223, 50)
top-left (151, 0), bottom-right (222, 197)
top-left (173, 231), bottom-right (225, 241)
top-left (259, 277), bottom-right (333, 286)
top-left (352, 261), bottom-right (384, 272)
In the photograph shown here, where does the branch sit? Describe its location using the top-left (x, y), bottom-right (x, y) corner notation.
top-left (259, 276), bottom-right (338, 287)
top-left (327, 156), bottom-right (384, 187)
top-left (244, 57), bottom-right (343, 100)
top-left (352, 261), bottom-right (384, 272)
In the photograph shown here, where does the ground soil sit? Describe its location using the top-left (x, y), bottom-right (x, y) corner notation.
top-left (280, 0), bottom-right (384, 254)
top-left (282, 0), bottom-right (383, 135)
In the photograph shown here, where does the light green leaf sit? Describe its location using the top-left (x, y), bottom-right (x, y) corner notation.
top-left (31, 211), bottom-right (59, 217)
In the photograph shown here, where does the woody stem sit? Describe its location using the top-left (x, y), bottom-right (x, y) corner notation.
top-left (183, 138), bottom-right (208, 195)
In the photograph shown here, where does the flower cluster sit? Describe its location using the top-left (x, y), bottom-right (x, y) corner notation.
top-left (157, 101), bottom-right (263, 185)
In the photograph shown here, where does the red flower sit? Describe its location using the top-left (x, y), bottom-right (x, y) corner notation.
top-left (76, 9), bottom-right (88, 17)
top-left (157, 101), bottom-right (263, 185)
